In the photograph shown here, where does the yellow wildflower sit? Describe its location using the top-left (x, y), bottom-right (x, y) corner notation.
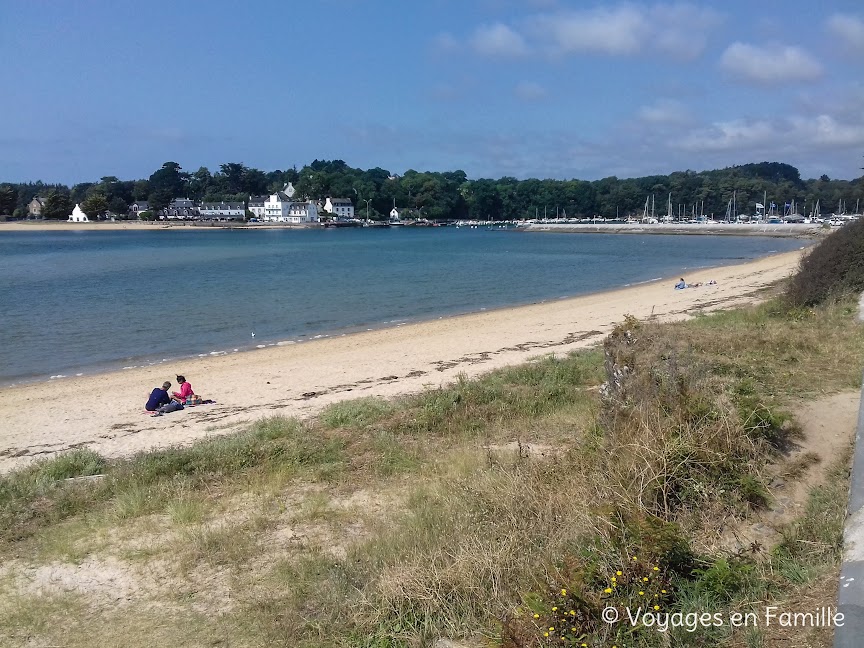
top-left (638, 591), bottom-right (645, 596)
top-left (661, 589), bottom-right (667, 594)
top-left (616, 571), bottom-right (622, 576)
top-left (611, 576), bottom-right (617, 582)
top-left (569, 610), bottom-right (575, 615)
top-left (654, 605), bottom-right (660, 611)
top-left (533, 613), bottom-right (540, 618)
top-left (604, 588), bottom-right (612, 594)
top-left (653, 566), bottom-right (659, 571)
top-left (552, 607), bottom-right (558, 612)
top-left (561, 588), bottom-right (567, 596)
top-left (544, 633), bottom-right (549, 637)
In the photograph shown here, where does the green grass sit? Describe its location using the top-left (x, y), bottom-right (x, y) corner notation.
top-left (0, 298), bottom-right (862, 647)
top-left (0, 416), bottom-right (346, 548)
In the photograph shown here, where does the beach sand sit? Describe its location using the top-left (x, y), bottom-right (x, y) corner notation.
top-left (0, 221), bottom-right (297, 231)
top-left (0, 250), bottom-right (805, 473)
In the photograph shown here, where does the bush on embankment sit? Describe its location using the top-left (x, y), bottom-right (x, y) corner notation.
top-left (787, 218), bottom-right (864, 306)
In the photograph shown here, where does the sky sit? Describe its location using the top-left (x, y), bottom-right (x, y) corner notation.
top-left (1, 0), bottom-right (863, 184)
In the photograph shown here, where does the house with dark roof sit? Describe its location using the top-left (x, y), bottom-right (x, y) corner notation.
top-left (130, 201), bottom-right (150, 218)
top-left (248, 195), bottom-right (269, 219)
top-left (161, 198), bottom-right (199, 220)
top-left (199, 202), bottom-right (245, 220)
top-left (323, 197), bottom-right (354, 220)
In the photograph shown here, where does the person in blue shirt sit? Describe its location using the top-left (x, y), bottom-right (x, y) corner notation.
top-left (674, 277), bottom-right (687, 290)
top-left (145, 381), bottom-right (172, 411)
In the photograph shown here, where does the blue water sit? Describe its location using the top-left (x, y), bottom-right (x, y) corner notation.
top-left (0, 228), bottom-right (805, 385)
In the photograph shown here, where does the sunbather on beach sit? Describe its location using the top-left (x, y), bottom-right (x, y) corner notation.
top-left (172, 375), bottom-right (195, 405)
top-left (675, 278), bottom-right (687, 289)
top-left (145, 381), bottom-right (172, 411)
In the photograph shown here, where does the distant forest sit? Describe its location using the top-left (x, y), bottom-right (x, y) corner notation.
top-left (1, 160), bottom-right (862, 221)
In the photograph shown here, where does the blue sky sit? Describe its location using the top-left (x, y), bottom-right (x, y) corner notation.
top-left (2, 0), bottom-right (863, 184)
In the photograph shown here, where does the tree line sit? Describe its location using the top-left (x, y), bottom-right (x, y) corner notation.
top-left (1, 160), bottom-right (862, 221)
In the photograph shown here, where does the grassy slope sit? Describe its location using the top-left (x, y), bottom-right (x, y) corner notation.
top-left (0, 297), bottom-right (862, 648)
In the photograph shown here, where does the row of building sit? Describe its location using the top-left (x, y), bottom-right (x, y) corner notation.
top-left (134, 186), bottom-right (355, 223)
top-left (27, 183), bottom-right (382, 223)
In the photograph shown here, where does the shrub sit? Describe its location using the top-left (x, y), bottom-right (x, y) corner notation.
top-left (596, 317), bottom-right (785, 520)
top-left (786, 218), bottom-right (864, 306)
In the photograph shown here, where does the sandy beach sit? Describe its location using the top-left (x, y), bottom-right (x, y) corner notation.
top-left (0, 221), bottom-right (303, 231)
top-left (0, 249), bottom-right (806, 473)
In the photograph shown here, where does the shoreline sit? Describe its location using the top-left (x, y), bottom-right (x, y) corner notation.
top-left (524, 222), bottom-right (824, 238)
top-left (0, 220), bottom-right (316, 231)
top-left (0, 249), bottom-right (806, 473)
top-left (1, 220), bottom-right (827, 238)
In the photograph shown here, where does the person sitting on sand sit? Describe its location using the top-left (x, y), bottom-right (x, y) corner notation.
top-left (674, 278), bottom-right (687, 289)
top-left (145, 381), bottom-right (172, 412)
top-left (172, 375), bottom-right (195, 405)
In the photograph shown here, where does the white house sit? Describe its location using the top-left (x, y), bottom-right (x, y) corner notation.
top-left (263, 193), bottom-right (319, 224)
top-left (286, 201), bottom-right (319, 223)
top-left (263, 192), bottom-right (292, 222)
top-left (323, 197), bottom-right (354, 219)
top-left (199, 202), bottom-right (245, 220)
top-left (248, 195), bottom-right (268, 219)
top-left (68, 204), bottom-right (89, 222)
top-left (389, 206), bottom-right (400, 221)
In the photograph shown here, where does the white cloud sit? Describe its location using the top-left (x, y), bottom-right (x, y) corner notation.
top-left (637, 99), bottom-right (690, 124)
top-left (676, 114), bottom-right (864, 153)
top-left (529, 6), bottom-right (645, 56)
top-left (825, 13), bottom-right (864, 55)
top-left (460, 3), bottom-right (721, 60)
top-left (514, 81), bottom-right (547, 101)
top-left (677, 119), bottom-right (777, 152)
top-left (526, 3), bottom-right (721, 59)
top-left (470, 23), bottom-right (529, 57)
top-left (787, 114), bottom-right (864, 147)
top-left (719, 42), bottom-right (823, 83)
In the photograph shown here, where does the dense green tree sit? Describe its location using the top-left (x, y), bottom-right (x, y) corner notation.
top-left (148, 162), bottom-right (187, 209)
top-left (243, 168), bottom-right (268, 196)
top-left (219, 163), bottom-right (246, 194)
top-left (71, 182), bottom-right (94, 204)
top-left (3, 159), bottom-right (863, 224)
top-left (0, 184), bottom-right (18, 215)
top-left (42, 191), bottom-right (72, 220)
top-left (108, 196), bottom-right (128, 217)
top-left (132, 180), bottom-right (150, 201)
top-left (80, 192), bottom-right (110, 219)
top-left (188, 167), bottom-right (212, 201)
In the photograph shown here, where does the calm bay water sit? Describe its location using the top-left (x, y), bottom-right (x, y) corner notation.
top-left (0, 228), bottom-right (805, 385)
